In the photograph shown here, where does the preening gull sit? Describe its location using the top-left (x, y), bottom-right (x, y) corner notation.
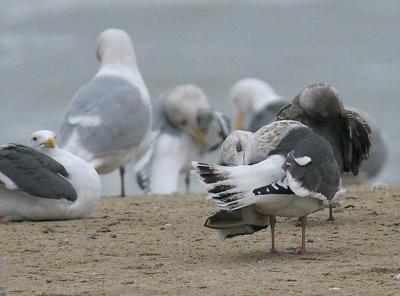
top-left (277, 83), bottom-right (372, 220)
top-left (135, 84), bottom-right (230, 194)
top-left (192, 120), bottom-right (341, 254)
top-left (230, 78), bottom-right (287, 132)
top-left (204, 124), bottom-right (300, 239)
top-left (59, 28), bottom-right (152, 197)
top-left (0, 130), bottom-right (100, 222)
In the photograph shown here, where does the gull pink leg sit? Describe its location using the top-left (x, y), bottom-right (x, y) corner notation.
top-left (270, 216), bottom-right (277, 253)
top-left (299, 215), bottom-right (308, 255)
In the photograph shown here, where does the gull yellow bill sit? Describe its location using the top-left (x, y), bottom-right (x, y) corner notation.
top-left (191, 127), bottom-right (206, 146)
top-left (41, 137), bottom-right (56, 148)
top-left (235, 113), bottom-right (245, 130)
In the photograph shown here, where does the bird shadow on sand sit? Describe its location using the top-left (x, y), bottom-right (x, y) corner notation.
top-left (203, 246), bottom-right (325, 267)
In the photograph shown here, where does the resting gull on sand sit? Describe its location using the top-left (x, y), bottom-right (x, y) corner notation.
top-left (277, 83), bottom-right (372, 220)
top-left (59, 28), bottom-right (152, 197)
top-left (230, 78), bottom-right (287, 132)
top-left (192, 120), bottom-right (341, 254)
top-left (136, 84), bottom-right (230, 194)
top-left (0, 130), bottom-right (100, 222)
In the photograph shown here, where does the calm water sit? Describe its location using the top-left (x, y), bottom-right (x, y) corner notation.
top-left (0, 0), bottom-right (399, 195)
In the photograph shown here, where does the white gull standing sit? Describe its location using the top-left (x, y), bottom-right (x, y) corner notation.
top-left (0, 130), bottom-right (100, 222)
top-left (192, 120), bottom-right (341, 254)
top-left (59, 28), bottom-right (152, 197)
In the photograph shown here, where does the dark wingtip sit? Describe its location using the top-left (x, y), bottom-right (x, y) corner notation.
top-left (193, 163), bottom-right (229, 185)
top-left (209, 184), bottom-right (235, 194)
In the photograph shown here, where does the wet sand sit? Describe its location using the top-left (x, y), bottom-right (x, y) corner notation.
top-left (1, 186), bottom-right (399, 295)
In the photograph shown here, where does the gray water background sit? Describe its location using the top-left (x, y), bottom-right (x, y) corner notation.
top-left (0, 0), bottom-right (399, 195)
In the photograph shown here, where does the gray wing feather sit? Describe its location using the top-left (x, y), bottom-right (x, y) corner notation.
top-left (0, 145), bottom-right (77, 201)
top-left (60, 76), bottom-right (151, 155)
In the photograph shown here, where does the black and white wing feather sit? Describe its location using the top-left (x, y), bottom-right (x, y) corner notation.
top-left (192, 154), bottom-right (287, 210)
top-left (192, 127), bottom-right (341, 210)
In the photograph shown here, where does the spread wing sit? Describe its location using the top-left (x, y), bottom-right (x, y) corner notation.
top-left (192, 127), bottom-right (341, 210)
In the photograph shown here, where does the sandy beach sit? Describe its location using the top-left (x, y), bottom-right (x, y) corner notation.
top-left (1, 186), bottom-right (399, 295)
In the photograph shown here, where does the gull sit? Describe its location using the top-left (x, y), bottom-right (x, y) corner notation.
top-left (60, 29), bottom-right (152, 197)
top-left (192, 120), bottom-right (342, 254)
top-left (230, 78), bottom-right (287, 131)
top-left (136, 84), bottom-right (230, 194)
top-left (0, 130), bottom-right (100, 222)
top-left (277, 82), bottom-right (372, 220)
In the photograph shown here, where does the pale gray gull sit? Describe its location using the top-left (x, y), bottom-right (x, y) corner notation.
top-left (59, 28), bottom-right (152, 197)
top-left (0, 130), bottom-right (100, 222)
top-left (136, 84), bottom-right (230, 195)
top-left (230, 78), bottom-right (287, 131)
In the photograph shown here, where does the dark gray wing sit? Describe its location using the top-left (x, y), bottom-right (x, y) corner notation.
top-left (59, 75), bottom-right (151, 155)
top-left (341, 110), bottom-right (372, 175)
top-left (269, 127), bottom-right (341, 200)
top-left (0, 144), bottom-right (77, 201)
top-left (248, 101), bottom-right (288, 132)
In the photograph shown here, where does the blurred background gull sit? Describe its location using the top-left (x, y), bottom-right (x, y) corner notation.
top-left (0, 0), bottom-right (398, 195)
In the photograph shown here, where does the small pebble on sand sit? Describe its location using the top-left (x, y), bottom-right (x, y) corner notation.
top-left (329, 287), bottom-right (341, 292)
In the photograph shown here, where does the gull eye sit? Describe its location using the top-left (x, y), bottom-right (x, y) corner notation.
top-left (32, 137), bottom-right (37, 141)
top-left (236, 143), bottom-right (242, 152)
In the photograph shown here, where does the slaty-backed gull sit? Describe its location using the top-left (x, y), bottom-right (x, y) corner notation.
top-left (277, 83), bottom-right (372, 220)
top-left (192, 120), bottom-right (341, 254)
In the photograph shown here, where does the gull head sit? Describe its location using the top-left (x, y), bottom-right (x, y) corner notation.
top-left (230, 78), bottom-right (281, 130)
top-left (96, 28), bottom-right (136, 66)
top-left (296, 82), bottom-right (344, 119)
top-left (164, 84), bottom-right (210, 146)
top-left (220, 130), bottom-right (264, 165)
top-left (31, 130), bottom-right (58, 152)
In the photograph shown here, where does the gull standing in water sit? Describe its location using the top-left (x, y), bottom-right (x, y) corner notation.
top-left (0, 130), bottom-right (100, 222)
top-left (230, 78), bottom-right (287, 131)
top-left (60, 29), bottom-right (152, 197)
top-left (192, 120), bottom-right (341, 254)
top-left (136, 84), bottom-right (230, 195)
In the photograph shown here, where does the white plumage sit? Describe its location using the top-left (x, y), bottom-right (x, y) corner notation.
top-left (0, 130), bottom-right (101, 222)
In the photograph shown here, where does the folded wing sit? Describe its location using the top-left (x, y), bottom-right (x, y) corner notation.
top-left (0, 144), bottom-right (77, 201)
